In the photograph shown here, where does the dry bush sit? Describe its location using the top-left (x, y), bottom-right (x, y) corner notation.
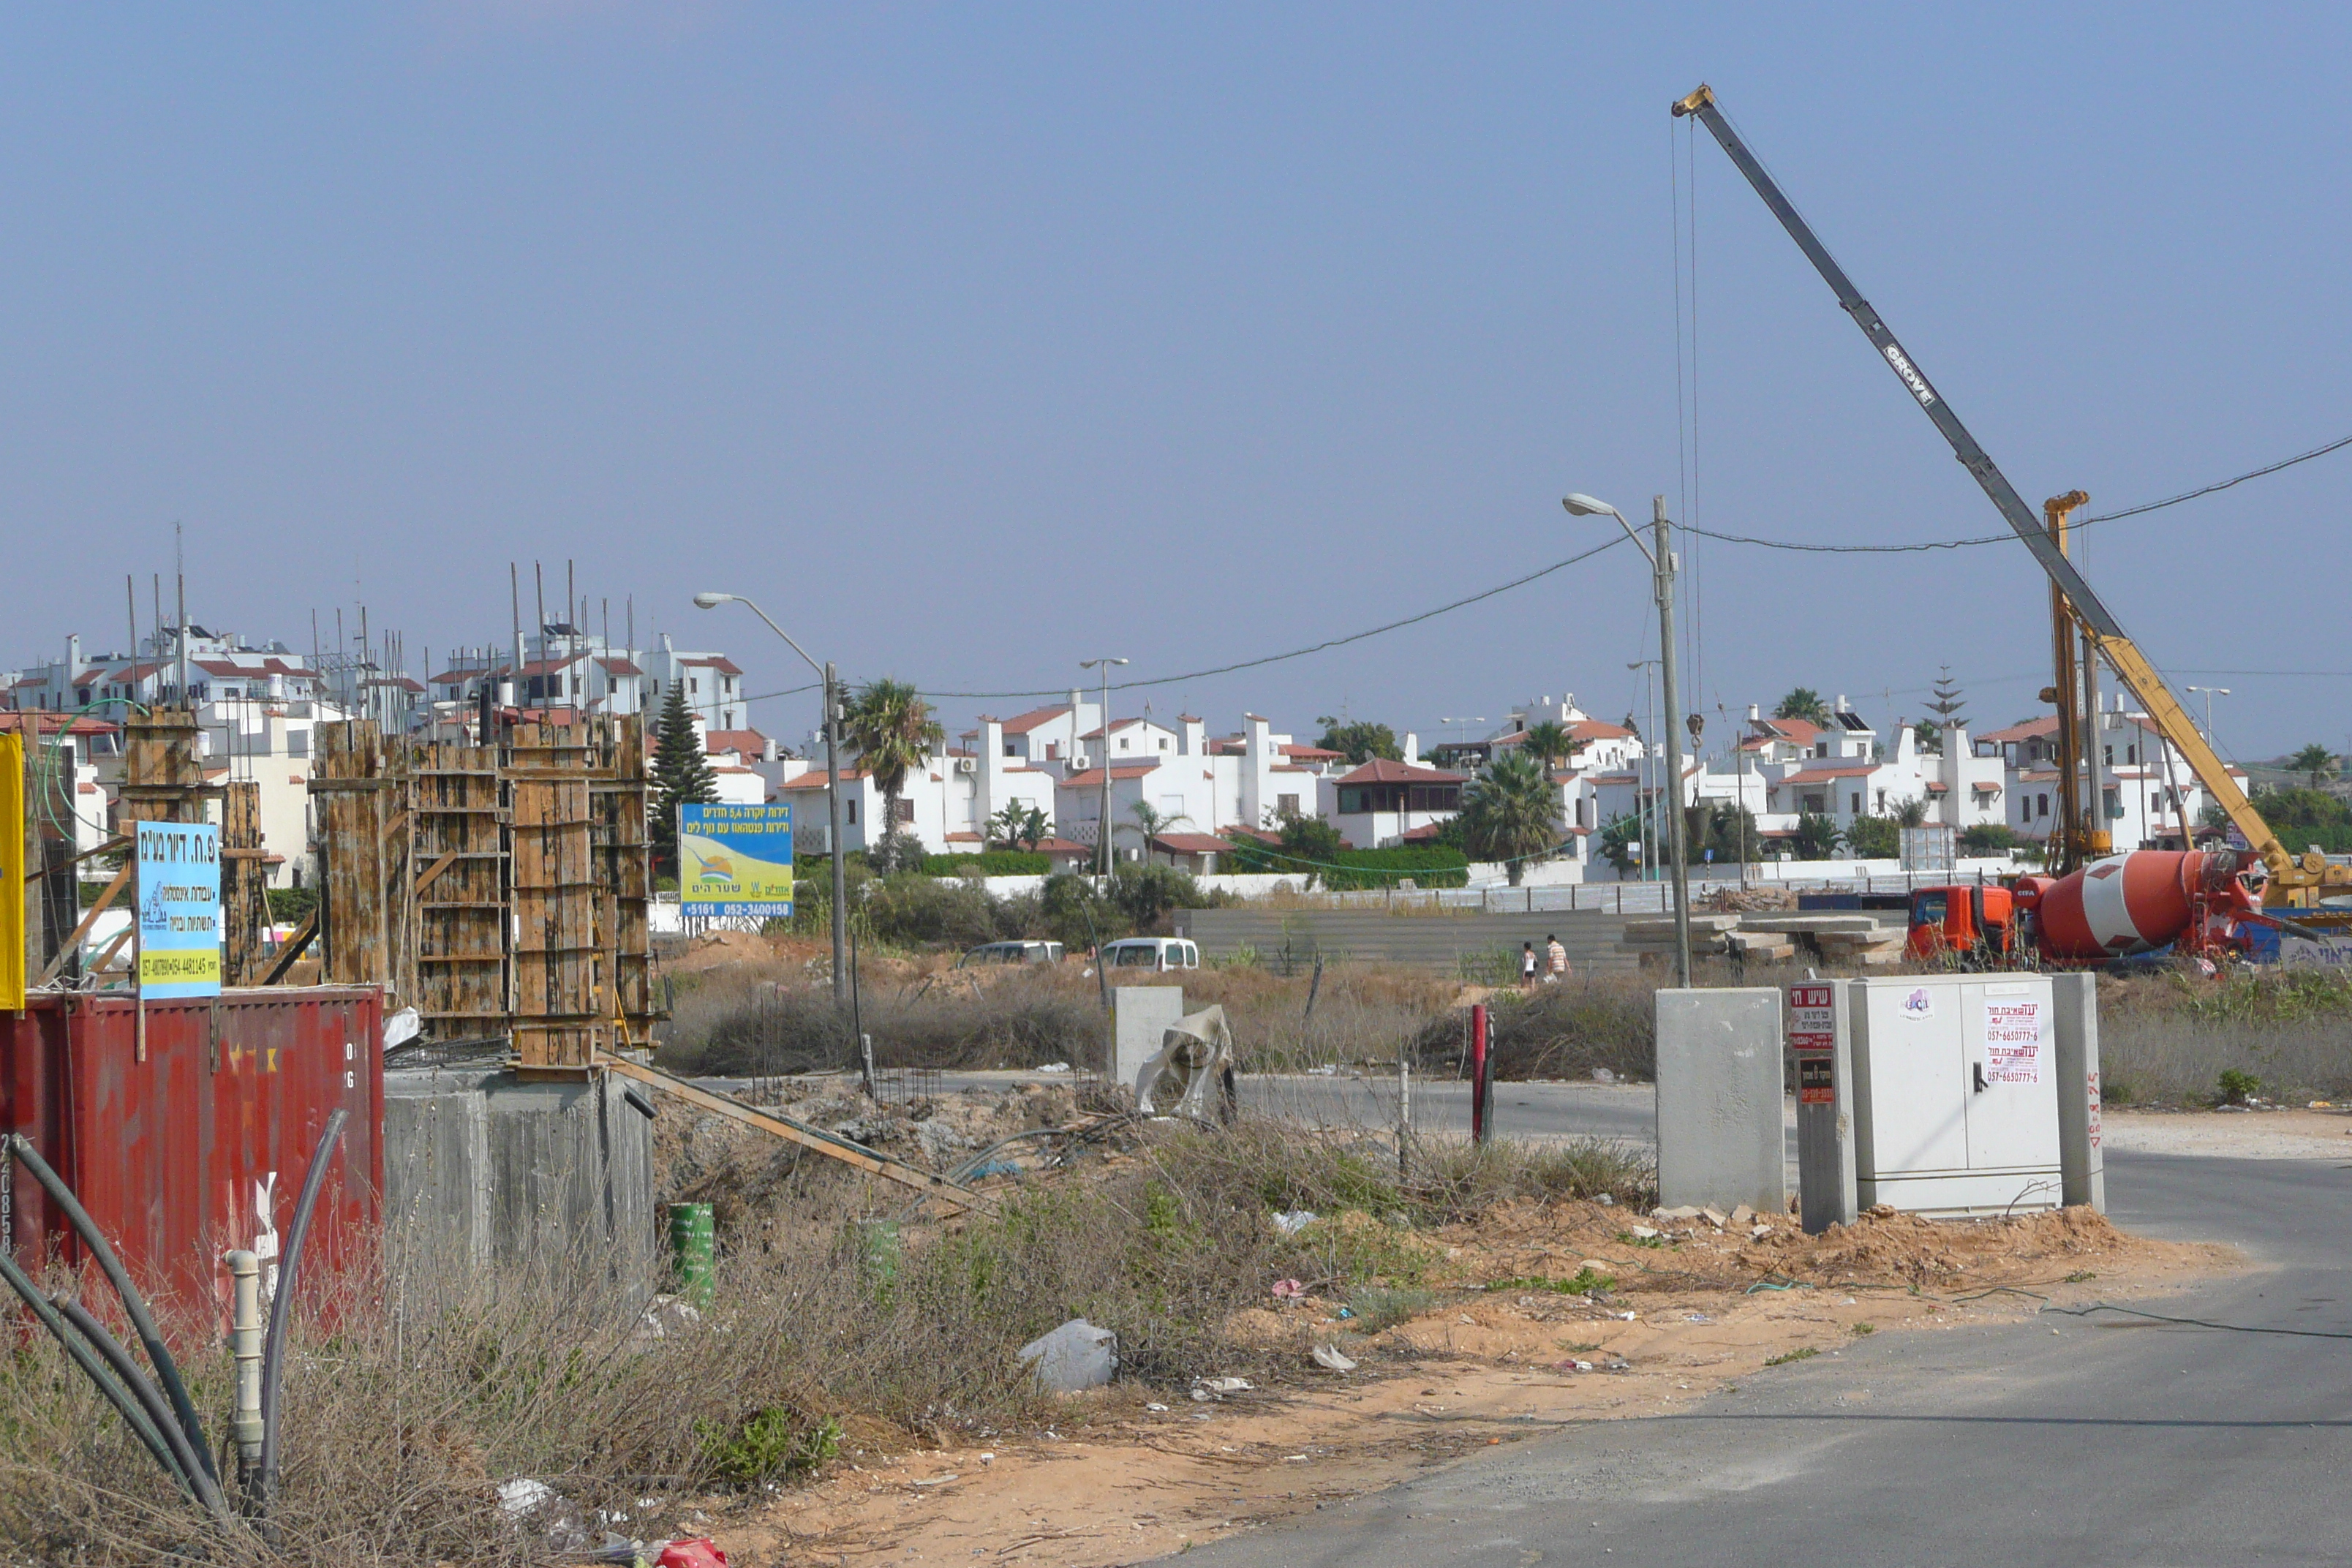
top-left (659, 968), bottom-right (1105, 1077)
top-left (2095, 968), bottom-right (2352, 1103)
top-left (12, 1117), bottom-right (1640, 1565)
top-left (1406, 973), bottom-right (1659, 1082)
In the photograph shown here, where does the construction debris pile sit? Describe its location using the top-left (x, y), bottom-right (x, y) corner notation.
top-left (1625, 910), bottom-right (1910, 966)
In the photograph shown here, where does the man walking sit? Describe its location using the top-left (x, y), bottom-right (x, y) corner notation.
top-left (1545, 933), bottom-right (1569, 984)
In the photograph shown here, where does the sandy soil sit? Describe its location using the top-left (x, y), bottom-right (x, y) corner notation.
top-left (2103, 1104), bottom-right (2352, 1160)
top-left (721, 1202), bottom-right (2234, 1567)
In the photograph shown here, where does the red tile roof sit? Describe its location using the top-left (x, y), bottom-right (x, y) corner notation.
top-left (1281, 743), bottom-right (1346, 760)
top-left (775, 768), bottom-right (870, 789)
top-left (703, 728), bottom-right (769, 756)
top-left (1151, 833), bottom-right (1232, 856)
top-left (679, 655), bottom-right (744, 676)
top-left (1978, 716), bottom-right (2059, 744)
top-left (1779, 764), bottom-right (1876, 784)
top-left (1333, 758), bottom-right (1465, 785)
top-left (1570, 719), bottom-right (1635, 741)
top-left (1000, 704), bottom-right (1072, 736)
top-left (1754, 717), bottom-right (1823, 743)
top-left (598, 657), bottom-right (644, 676)
top-left (1059, 764), bottom-right (1161, 788)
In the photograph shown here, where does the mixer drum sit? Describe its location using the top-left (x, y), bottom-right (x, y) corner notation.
top-left (2033, 850), bottom-right (2246, 960)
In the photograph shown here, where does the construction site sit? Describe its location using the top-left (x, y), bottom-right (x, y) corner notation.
top-left (7, 27), bottom-right (2352, 1568)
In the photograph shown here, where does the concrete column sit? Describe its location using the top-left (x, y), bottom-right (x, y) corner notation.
top-left (2051, 970), bottom-right (2106, 1213)
top-left (1655, 987), bottom-right (1785, 1215)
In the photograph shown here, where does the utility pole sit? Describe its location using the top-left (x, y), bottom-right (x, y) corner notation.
top-left (1653, 497), bottom-right (1693, 988)
top-left (823, 663), bottom-right (849, 1007)
top-left (1081, 657), bottom-right (1128, 879)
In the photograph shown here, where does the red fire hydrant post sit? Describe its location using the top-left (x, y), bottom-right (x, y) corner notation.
top-left (1469, 1003), bottom-right (1490, 1144)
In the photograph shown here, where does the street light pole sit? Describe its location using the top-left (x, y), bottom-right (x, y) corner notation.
top-left (1567, 492), bottom-right (1692, 987)
top-left (2185, 685), bottom-right (2231, 750)
top-left (694, 592), bottom-right (849, 1007)
top-left (1080, 657), bottom-right (1128, 879)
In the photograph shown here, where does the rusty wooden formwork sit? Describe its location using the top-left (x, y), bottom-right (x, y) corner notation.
top-left (587, 717), bottom-right (655, 1046)
top-left (116, 708), bottom-right (212, 829)
top-left (405, 739), bottom-right (510, 1040)
top-left (219, 781), bottom-right (272, 985)
top-left (508, 721), bottom-right (603, 1067)
top-left (313, 722), bottom-right (405, 991)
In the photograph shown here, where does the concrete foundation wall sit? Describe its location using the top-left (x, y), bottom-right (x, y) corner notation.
top-left (1655, 987), bottom-right (1787, 1215)
top-left (384, 1066), bottom-right (655, 1272)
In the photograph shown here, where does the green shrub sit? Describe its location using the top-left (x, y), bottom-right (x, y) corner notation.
top-left (921, 851), bottom-right (1050, 877)
top-left (266, 885), bottom-right (320, 923)
top-left (1218, 840), bottom-right (1471, 889)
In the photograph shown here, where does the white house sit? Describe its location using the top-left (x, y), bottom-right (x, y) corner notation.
top-left (1983, 698), bottom-right (2236, 851)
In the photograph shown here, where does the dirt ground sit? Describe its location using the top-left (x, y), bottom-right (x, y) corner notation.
top-left (723, 1200), bottom-right (2234, 1567)
top-left (2103, 1103), bottom-right (2352, 1159)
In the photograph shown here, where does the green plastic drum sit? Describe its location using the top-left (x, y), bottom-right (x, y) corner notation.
top-left (668, 1202), bottom-right (716, 1303)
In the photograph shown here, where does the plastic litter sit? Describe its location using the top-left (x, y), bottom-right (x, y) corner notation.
top-left (1135, 1005), bottom-right (1234, 1116)
top-left (657, 1540), bottom-right (729, 1568)
top-left (497, 1478), bottom-right (557, 1519)
top-left (1037, 1061), bottom-right (1072, 1074)
top-left (1195, 1376), bottom-right (1253, 1395)
top-left (1311, 1344), bottom-right (1357, 1373)
top-left (1270, 1278), bottom-right (1306, 1300)
top-left (1272, 1210), bottom-right (1318, 1235)
top-left (1017, 1319), bottom-right (1117, 1392)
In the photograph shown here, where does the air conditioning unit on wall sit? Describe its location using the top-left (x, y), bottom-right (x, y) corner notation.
top-left (954, 756), bottom-right (976, 774)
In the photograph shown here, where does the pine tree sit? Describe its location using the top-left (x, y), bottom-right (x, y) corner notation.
top-left (650, 679), bottom-right (719, 880)
top-left (1925, 666), bottom-right (1967, 726)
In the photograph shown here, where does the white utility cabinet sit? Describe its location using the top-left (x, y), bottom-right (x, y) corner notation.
top-left (1847, 973), bottom-right (2062, 1216)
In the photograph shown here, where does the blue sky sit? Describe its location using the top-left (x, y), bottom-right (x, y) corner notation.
top-left (4, 5), bottom-right (2348, 763)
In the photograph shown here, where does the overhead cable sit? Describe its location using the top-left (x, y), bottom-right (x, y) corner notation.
top-left (1679, 426), bottom-right (2352, 554)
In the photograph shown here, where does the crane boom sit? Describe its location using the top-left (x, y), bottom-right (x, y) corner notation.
top-left (1671, 83), bottom-right (2329, 894)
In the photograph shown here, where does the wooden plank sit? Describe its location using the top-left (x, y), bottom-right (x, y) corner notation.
top-left (32, 857), bottom-right (134, 987)
top-left (595, 1052), bottom-right (984, 1213)
top-left (260, 907), bottom-right (320, 984)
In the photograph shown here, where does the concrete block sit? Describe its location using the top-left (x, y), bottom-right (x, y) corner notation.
top-left (2051, 971), bottom-right (2106, 1213)
top-left (1655, 987), bottom-right (1786, 1215)
top-left (385, 1066), bottom-right (655, 1275)
top-left (1112, 987), bottom-right (1187, 1091)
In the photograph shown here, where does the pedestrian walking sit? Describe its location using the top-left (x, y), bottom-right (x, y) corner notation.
top-left (1520, 940), bottom-right (1539, 990)
top-left (1545, 933), bottom-right (1569, 983)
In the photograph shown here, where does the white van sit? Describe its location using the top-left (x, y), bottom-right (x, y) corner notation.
top-left (1099, 937), bottom-right (1199, 972)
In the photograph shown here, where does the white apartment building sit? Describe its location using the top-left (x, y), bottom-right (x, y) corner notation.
top-left (1982, 698), bottom-right (2237, 851)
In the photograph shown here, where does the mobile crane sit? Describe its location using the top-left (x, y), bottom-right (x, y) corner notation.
top-left (1671, 84), bottom-right (2352, 959)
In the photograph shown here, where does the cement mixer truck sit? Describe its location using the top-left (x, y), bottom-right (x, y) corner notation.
top-left (1675, 85), bottom-right (2352, 964)
top-left (1904, 851), bottom-right (2264, 966)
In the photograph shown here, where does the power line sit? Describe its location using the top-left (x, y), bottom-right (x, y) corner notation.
top-left (902, 535), bottom-right (1635, 703)
top-left (1678, 426), bottom-right (2352, 554)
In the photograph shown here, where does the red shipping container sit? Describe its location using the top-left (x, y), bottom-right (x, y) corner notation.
top-left (1, 988), bottom-right (383, 1308)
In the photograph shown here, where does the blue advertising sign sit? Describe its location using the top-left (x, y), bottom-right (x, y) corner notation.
top-left (679, 802), bottom-right (794, 918)
top-left (137, 819), bottom-right (222, 998)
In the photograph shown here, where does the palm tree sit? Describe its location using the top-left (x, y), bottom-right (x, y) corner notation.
top-left (1891, 796), bottom-right (1929, 828)
top-left (1521, 720), bottom-right (1578, 771)
top-left (1774, 688), bottom-right (1832, 727)
top-left (1458, 751), bottom-right (1562, 886)
top-left (1117, 799), bottom-right (1193, 864)
top-left (1790, 812), bottom-right (1842, 861)
top-left (2290, 743), bottom-right (2339, 788)
top-left (842, 677), bottom-right (945, 856)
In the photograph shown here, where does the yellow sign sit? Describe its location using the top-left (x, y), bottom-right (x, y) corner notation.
top-left (0, 734), bottom-right (22, 1010)
top-left (678, 802), bottom-right (794, 916)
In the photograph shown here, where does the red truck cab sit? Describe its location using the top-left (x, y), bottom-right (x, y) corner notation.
top-left (1907, 883), bottom-right (2016, 960)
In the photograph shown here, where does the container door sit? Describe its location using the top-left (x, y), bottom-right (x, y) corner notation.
top-left (1962, 979), bottom-right (2061, 1172)
top-left (1861, 981), bottom-right (1969, 1175)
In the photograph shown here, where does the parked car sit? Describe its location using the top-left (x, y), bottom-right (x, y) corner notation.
top-left (956, 940), bottom-right (1065, 968)
top-left (1098, 937), bottom-right (1200, 972)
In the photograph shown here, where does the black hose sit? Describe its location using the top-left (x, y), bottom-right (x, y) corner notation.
top-left (53, 1295), bottom-right (241, 1534)
top-left (0, 1248), bottom-right (187, 1496)
top-left (5, 1133), bottom-right (216, 1484)
top-left (257, 1107), bottom-right (346, 1513)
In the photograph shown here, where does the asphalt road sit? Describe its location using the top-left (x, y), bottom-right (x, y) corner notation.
top-left (1172, 1150), bottom-right (2352, 1567)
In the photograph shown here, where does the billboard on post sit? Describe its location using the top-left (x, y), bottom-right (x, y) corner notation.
top-left (678, 802), bottom-right (794, 919)
top-left (136, 819), bottom-right (221, 998)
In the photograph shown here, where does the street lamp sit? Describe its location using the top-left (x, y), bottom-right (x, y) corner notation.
top-left (2185, 686), bottom-right (2231, 749)
top-left (1079, 657), bottom-right (1128, 878)
top-left (693, 592), bottom-right (849, 1008)
top-left (1569, 493), bottom-right (1692, 988)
